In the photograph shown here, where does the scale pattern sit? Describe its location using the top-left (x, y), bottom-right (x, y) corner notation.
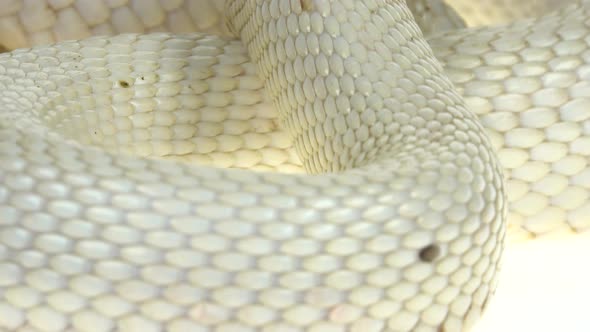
top-left (0, 0), bottom-right (229, 50)
top-left (0, 0), bottom-right (506, 331)
top-left (0, 0), bottom-right (578, 241)
top-left (444, 0), bottom-right (572, 27)
top-left (431, 2), bottom-right (590, 240)
top-left (0, 0), bottom-right (465, 51)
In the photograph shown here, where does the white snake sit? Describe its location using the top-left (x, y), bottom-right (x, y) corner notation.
top-left (0, 0), bottom-right (586, 331)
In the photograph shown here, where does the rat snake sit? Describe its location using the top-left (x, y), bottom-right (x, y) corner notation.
top-left (0, 0), bottom-right (586, 331)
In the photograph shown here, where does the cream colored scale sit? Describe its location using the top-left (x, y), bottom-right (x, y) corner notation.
top-left (0, 0), bottom-right (578, 240)
top-left (0, 1), bottom-right (586, 332)
top-left (444, 0), bottom-right (574, 27)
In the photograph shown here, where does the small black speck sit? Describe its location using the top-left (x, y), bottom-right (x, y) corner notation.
top-left (141, 76), bottom-right (145, 80)
top-left (419, 244), bottom-right (440, 262)
top-left (119, 80), bottom-right (130, 88)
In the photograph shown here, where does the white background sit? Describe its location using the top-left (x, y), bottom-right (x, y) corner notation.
top-left (475, 232), bottom-right (590, 332)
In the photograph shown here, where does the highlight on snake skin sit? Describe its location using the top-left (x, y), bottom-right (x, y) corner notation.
top-left (0, 0), bottom-right (585, 331)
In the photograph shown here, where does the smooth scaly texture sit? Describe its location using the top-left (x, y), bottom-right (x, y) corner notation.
top-left (1, 0), bottom-right (590, 330)
top-left (444, 0), bottom-right (573, 27)
top-left (0, 0), bottom-right (583, 241)
top-left (0, 0), bottom-right (466, 50)
top-left (0, 0), bottom-right (231, 49)
top-left (431, 2), bottom-right (590, 240)
top-left (0, 0), bottom-right (507, 331)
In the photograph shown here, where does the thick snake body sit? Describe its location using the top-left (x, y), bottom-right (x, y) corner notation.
top-left (0, 0), bottom-right (586, 331)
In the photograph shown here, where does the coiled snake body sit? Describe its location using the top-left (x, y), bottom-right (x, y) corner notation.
top-left (0, 0), bottom-right (585, 331)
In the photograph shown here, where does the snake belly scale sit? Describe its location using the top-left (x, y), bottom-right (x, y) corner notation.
top-left (6, 0), bottom-right (590, 331)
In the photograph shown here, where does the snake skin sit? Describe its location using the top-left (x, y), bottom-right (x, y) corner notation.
top-left (444, 0), bottom-right (573, 27)
top-left (432, 2), bottom-right (590, 240)
top-left (0, 0), bottom-right (588, 331)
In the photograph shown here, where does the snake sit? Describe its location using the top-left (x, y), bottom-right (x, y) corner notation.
top-left (0, 0), bottom-right (586, 331)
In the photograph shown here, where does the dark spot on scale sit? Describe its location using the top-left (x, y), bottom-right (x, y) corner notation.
top-left (119, 80), bottom-right (130, 88)
top-left (300, 0), bottom-right (312, 11)
top-left (419, 244), bottom-right (440, 262)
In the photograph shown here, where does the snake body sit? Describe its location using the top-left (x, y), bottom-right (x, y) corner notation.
top-left (0, 0), bottom-right (586, 331)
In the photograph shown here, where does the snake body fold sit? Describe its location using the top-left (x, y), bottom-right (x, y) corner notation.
top-left (0, 0), bottom-right (586, 331)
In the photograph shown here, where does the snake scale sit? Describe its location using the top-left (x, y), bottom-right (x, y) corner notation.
top-left (0, 0), bottom-right (586, 331)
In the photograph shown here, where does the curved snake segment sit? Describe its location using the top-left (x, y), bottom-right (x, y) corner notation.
top-left (431, 2), bottom-right (590, 239)
top-left (0, 0), bottom-right (587, 331)
top-left (0, 1), bottom-right (506, 330)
